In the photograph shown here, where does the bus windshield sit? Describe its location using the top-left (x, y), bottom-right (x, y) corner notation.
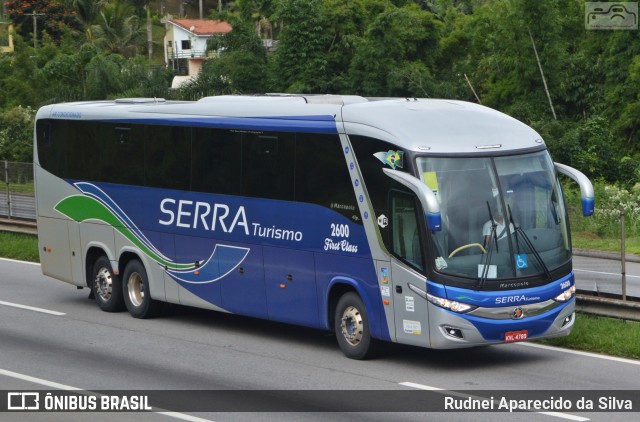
top-left (416, 151), bottom-right (571, 285)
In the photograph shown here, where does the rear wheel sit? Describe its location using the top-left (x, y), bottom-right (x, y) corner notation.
top-left (334, 292), bottom-right (378, 359)
top-left (122, 259), bottom-right (161, 319)
top-left (91, 256), bottom-right (124, 312)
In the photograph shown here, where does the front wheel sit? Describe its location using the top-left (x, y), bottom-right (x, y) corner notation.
top-left (334, 292), bottom-right (378, 360)
top-left (122, 260), bottom-right (161, 319)
top-left (91, 256), bottom-right (125, 312)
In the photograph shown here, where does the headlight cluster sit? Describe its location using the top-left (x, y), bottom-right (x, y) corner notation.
top-left (553, 285), bottom-right (576, 302)
top-left (408, 283), bottom-right (477, 313)
top-left (426, 292), bottom-right (477, 313)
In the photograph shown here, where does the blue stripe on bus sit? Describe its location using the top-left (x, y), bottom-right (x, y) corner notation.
top-left (99, 116), bottom-right (339, 133)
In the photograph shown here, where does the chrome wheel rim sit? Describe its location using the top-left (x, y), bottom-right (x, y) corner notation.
top-left (94, 267), bottom-right (112, 301)
top-left (340, 305), bottom-right (363, 346)
top-left (127, 272), bottom-right (145, 307)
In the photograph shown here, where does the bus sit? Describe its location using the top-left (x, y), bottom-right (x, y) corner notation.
top-left (34, 95), bottom-right (594, 359)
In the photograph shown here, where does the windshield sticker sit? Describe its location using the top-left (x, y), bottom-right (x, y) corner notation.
top-left (422, 171), bottom-right (440, 201)
top-left (478, 264), bottom-right (497, 278)
top-left (374, 150), bottom-right (404, 170)
top-left (515, 254), bottom-right (529, 269)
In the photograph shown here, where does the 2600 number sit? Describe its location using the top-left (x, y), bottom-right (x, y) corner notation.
top-left (331, 223), bottom-right (350, 238)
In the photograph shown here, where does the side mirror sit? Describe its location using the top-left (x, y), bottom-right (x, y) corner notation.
top-left (554, 163), bottom-right (595, 217)
top-left (383, 168), bottom-right (442, 231)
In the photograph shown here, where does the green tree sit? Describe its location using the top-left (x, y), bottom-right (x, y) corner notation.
top-left (0, 106), bottom-right (35, 162)
top-left (72, 0), bottom-right (104, 42)
top-left (91, 0), bottom-right (145, 56)
top-left (5, 0), bottom-right (81, 44)
top-left (349, 3), bottom-right (441, 97)
top-left (268, 0), bottom-right (332, 92)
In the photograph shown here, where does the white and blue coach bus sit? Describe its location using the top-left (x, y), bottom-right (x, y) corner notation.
top-left (34, 95), bottom-right (594, 359)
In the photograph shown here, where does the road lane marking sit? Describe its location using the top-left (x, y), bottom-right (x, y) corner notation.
top-left (400, 381), bottom-right (589, 421)
top-left (0, 368), bottom-right (80, 390)
top-left (0, 300), bottom-right (65, 316)
top-left (0, 256), bottom-right (40, 266)
top-left (518, 342), bottom-right (640, 366)
top-left (399, 381), bottom-right (444, 391)
top-left (0, 367), bottom-right (215, 422)
top-left (574, 268), bottom-right (640, 279)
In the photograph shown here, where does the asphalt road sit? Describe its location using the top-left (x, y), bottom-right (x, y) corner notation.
top-left (1, 257), bottom-right (639, 422)
top-left (573, 254), bottom-right (640, 298)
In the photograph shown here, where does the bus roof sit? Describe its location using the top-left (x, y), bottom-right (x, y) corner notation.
top-left (38, 95), bottom-right (545, 154)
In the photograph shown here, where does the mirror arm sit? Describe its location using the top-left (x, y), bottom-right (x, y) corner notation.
top-left (383, 168), bottom-right (442, 231)
top-left (554, 163), bottom-right (595, 217)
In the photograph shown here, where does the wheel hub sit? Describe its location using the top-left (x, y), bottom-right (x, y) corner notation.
top-left (95, 268), bottom-right (112, 300)
top-left (340, 306), bottom-right (363, 346)
top-left (127, 272), bottom-right (145, 307)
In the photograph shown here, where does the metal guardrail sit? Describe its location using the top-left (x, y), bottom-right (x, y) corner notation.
top-left (1, 161), bottom-right (36, 221)
top-left (576, 294), bottom-right (640, 322)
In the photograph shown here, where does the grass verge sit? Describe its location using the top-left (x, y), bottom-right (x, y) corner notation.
top-left (572, 231), bottom-right (640, 256)
top-left (537, 313), bottom-right (640, 360)
top-left (0, 231), bottom-right (39, 262)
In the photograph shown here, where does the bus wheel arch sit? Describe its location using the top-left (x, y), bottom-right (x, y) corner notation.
top-left (120, 254), bottom-right (161, 319)
top-left (89, 251), bottom-right (125, 312)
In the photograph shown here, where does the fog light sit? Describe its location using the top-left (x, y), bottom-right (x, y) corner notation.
top-left (443, 326), bottom-right (464, 339)
top-left (562, 313), bottom-right (573, 327)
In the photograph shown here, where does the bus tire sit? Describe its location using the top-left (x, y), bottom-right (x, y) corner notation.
top-left (122, 259), bottom-right (160, 319)
top-left (334, 292), bottom-right (378, 360)
top-left (91, 256), bottom-right (125, 312)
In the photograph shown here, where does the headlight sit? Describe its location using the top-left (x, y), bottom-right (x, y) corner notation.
top-left (426, 292), bottom-right (477, 313)
top-left (553, 285), bottom-right (576, 302)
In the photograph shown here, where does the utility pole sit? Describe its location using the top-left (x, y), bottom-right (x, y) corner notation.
top-left (24, 12), bottom-right (45, 49)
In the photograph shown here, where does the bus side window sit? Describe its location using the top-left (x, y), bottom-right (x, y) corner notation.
top-left (243, 132), bottom-right (295, 201)
top-left (390, 191), bottom-right (424, 271)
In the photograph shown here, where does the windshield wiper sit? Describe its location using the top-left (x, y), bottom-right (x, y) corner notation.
top-left (478, 201), bottom-right (497, 289)
top-left (507, 205), bottom-right (552, 281)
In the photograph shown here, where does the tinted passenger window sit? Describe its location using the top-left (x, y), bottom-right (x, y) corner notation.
top-left (192, 128), bottom-right (242, 196)
top-left (243, 132), bottom-right (295, 201)
top-left (296, 133), bottom-right (358, 222)
top-left (36, 120), bottom-right (66, 178)
top-left (145, 126), bottom-right (191, 190)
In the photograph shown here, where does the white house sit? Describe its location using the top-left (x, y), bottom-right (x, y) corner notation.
top-left (164, 18), bottom-right (232, 88)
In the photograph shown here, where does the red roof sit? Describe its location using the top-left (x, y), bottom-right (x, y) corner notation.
top-left (170, 19), bottom-right (232, 36)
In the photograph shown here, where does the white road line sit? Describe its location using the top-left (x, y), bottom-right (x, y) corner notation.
top-left (398, 381), bottom-right (444, 391)
top-left (0, 256), bottom-right (40, 266)
top-left (574, 268), bottom-right (640, 279)
top-left (0, 368), bottom-right (81, 390)
top-left (0, 367), bottom-right (215, 422)
top-left (518, 342), bottom-right (640, 366)
top-left (156, 412), bottom-right (216, 422)
top-left (0, 300), bottom-right (65, 316)
top-left (400, 381), bottom-right (589, 421)
top-left (538, 412), bottom-right (590, 422)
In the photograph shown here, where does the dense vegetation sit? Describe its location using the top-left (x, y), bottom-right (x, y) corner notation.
top-left (1, 1), bottom-right (640, 242)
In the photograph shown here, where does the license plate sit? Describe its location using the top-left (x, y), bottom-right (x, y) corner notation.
top-left (504, 330), bottom-right (528, 342)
